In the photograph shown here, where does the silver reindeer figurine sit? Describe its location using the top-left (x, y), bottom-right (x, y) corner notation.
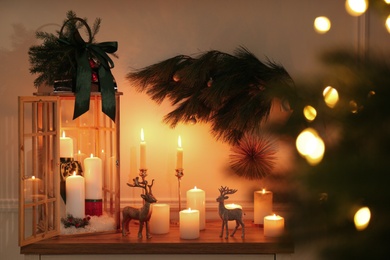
top-left (122, 177), bottom-right (157, 239)
top-left (216, 186), bottom-right (245, 239)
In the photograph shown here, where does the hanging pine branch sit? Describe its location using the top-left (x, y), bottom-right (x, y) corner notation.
top-left (127, 46), bottom-right (295, 144)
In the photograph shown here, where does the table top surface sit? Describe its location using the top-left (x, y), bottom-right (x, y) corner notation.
top-left (21, 220), bottom-right (294, 255)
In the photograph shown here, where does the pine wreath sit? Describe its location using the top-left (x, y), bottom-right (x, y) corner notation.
top-left (127, 46), bottom-right (295, 144)
top-left (229, 133), bottom-right (277, 180)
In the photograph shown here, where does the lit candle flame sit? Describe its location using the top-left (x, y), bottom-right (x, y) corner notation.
top-left (178, 135), bottom-right (182, 148)
top-left (141, 128), bottom-right (145, 142)
top-left (62, 131), bottom-right (66, 138)
top-left (32, 176), bottom-right (36, 180)
top-left (262, 188), bottom-right (266, 194)
top-left (90, 154), bottom-right (93, 158)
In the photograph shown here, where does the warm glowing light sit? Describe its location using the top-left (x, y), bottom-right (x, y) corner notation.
top-left (90, 153), bottom-right (93, 158)
top-left (32, 175), bottom-right (36, 180)
top-left (178, 135), bottom-right (182, 148)
top-left (323, 86), bottom-right (339, 108)
top-left (386, 15), bottom-right (390, 33)
top-left (296, 128), bottom-right (325, 165)
top-left (385, 0), bottom-right (390, 4)
top-left (349, 100), bottom-right (358, 113)
top-left (140, 128), bottom-right (145, 142)
top-left (345, 0), bottom-right (368, 16)
top-left (62, 131), bottom-right (66, 138)
top-left (303, 105), bottom-right (317, 121)
top-left (354, 206), bottom-right (371, 231)
top-left (314, 16), bottom-right (331, 34)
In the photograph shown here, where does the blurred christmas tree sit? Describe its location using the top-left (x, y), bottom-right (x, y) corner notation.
top-left (287, 49), bottom-right (390, 259)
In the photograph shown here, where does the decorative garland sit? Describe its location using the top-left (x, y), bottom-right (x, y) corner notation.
top-left (61, 214), bottom-right (91, 228)
top-left (127, 47), bottom-right (295, 144)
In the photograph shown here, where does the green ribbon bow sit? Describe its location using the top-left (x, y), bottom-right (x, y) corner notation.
top-left (58, 21), bottom-right (118, 121)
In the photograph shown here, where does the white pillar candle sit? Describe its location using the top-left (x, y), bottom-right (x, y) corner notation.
top-left (176, 136), bottom-right (183, 169)
top-left (66, 172), bottom-right (85, 218)
top-left (264, 214), bottom-right (285, 237)
top-left (60, 132), bottom-right (73, 158)
top-left (84, 154), bottom-right (102, 199)
top-left (225, 203), bottom-right (242, 229)
top-left (254, 189), bottom-right (273, 225)
top-left (150, 203), bottom-right (170, 234)
top-left (180, 208), bottom-right (199, 239)
top-left (186, 186), bottom-right (205, 230)
top-left (140, 128), bottom-right (146, 169)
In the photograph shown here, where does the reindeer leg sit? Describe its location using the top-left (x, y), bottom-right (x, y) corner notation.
top-left (225, 220), bottom-right (229, 239)
top-left (230, 220), bottom-right (239, 237)
top-left (240, 220), bottom-right (245, 239)
top-left (122, 218), bottom-right (130, 237)
top-left (145, 221), bottom-right (152, 239)
top-left (220, 220), bottom-right (225, 238)
top-left (138, 221), bottom-right (144, 239)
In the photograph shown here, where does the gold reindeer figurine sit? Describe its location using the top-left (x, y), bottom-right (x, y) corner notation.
top-left (216, 186), bottom-right (245, 239)
top-left (122, 177), bottom-right (157, 239)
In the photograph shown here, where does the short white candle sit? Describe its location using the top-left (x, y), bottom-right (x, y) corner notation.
top-left (66, 172), bottom-right (85, 218)
top-left (84, 154), bottom-right (102, 200)
top-left (140, 128), bottom-right (146, 169)
top-left (254, 189), bottom-right (273, 225)
top-left (225, 203), bottom-right (242, 229)
top-left (180, 208), bottom-right (199, 239)
top-left (150, 203), bottom-right (170, 234)
top-left (264, 214), bottom-right (285, 237)
top-left (60, 131), bottom-right (73, 158)
top-left (186, 186), bottom-right (205, 230)
top-left (176, 136), bottom-right (183, 169)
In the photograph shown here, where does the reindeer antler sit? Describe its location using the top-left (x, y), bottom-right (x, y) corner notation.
top-left (127, 177), bottom-right (155, 195)
top-left (218, 186), bottom-right (238, 196)
top-left (147, 179), bottom-right (155, 195)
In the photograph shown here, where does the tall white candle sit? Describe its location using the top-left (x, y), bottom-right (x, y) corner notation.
top-left (254, 189), bottom-right (273, 225)
top-left (176, 136), bottom-right (183, 169)
top-left (84, 154), bottom-right (102, 199)
top-left (225, 203), bottom-right (242, 229)
top-left (140, 128), bottom-right (146, 169)
top-left (66, 172), bottom-right (85, 218)
top-left (264, 214), bottom-right (285, 237)
top-left (186, 186), bottom-right (205, 230)
top-left (60, 131), bottom-right (73, 158)
top-left (150, 203), bottom-right (170, 234)
top-left (180, 208), bottom-right (199, 239)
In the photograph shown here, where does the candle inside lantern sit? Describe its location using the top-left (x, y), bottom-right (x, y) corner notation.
top-left (180, 208), bottom-right (199, 239)
top-left (60, 131), bottom-right (73, 158)
top-left (24, 176), bottom-right (42, 202)
top-left (150, 203), bottom-right (170, 234)
top-left (176, 135), bottom-right (183, 169)
top-left (264, 214), bottom-right (285, 237)
top-left (254, 189), bottom-right (273, 225)
top-left (140, 128), bottom-right (146, 169)
top-left (225, 203), bottom-right (242, 229)
top-left (65, 172), bottom-right (85, 218)
top-left (84, 154), bottom-right (103, 216)
top-left (186, 186), bottom-right (205, 230)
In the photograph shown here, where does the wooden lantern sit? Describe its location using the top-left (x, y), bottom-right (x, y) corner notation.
top-left (18, 92), bottom-right (121, 246)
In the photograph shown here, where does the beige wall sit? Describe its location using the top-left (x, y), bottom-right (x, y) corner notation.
top-left (1, 0), bottom-right (389, 259)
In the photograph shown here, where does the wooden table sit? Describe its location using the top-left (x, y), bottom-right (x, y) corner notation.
top-left (21, 220), bottom-right (294, 256)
